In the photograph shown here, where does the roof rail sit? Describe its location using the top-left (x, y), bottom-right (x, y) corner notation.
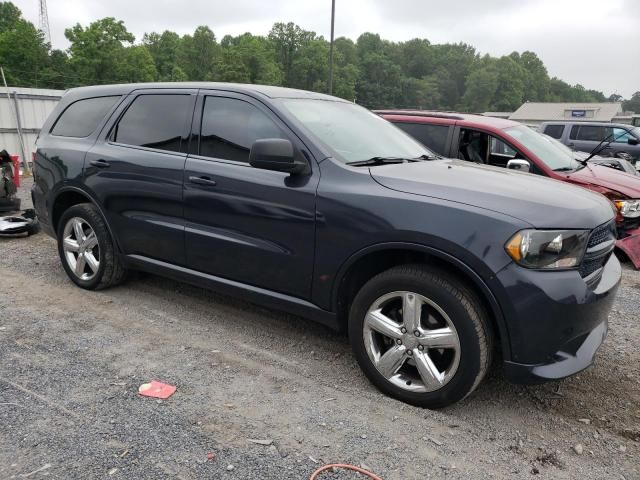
top-left (373, 110), bottom-right (471, 121)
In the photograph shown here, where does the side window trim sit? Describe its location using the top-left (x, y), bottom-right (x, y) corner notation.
top-left (192, 91), bottom-right (309, 170)
top-left (105, 90), bottom-right (197, 155)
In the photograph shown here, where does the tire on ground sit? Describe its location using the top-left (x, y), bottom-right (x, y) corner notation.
top-left (348, 263), bottom-right (493, 409)
top-left (57, 203), bottom-right (126, 290)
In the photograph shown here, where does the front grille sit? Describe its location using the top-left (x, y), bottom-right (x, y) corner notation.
top-left (579, 220), bottom-right (617, 285)
top-left (579, 257), bottom-right (605, 278)
top-left (587, 221), bottom-right (616, 249)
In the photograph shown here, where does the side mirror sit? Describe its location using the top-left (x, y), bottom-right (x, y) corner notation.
top-left (507, 159), bottom-right (531, 173)
top-left (628, 137), bottom-right (639, 146)
top-left (249, 138), bottom-right (308, 175)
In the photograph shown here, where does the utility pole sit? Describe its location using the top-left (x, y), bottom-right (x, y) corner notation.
top-left (328, 0), bottom-right (336, 95)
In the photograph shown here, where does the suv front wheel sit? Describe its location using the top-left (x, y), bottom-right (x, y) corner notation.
top-left (57, 203), bottom-right (126, 290)
top-left (349, 264), bottom-right (493, 408)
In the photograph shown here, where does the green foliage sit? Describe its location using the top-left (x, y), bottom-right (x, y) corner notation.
top-left (1, 1), bottom-right (631, 111)
top-left (624, 92), bottom-right (640, 113)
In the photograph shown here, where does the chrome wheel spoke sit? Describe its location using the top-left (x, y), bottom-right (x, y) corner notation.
top-left (74, 252), bottom-right (86, 276)
top-left (72, 219), bottom-right (85, 242)
top-left (376, 345), bottom-right (407, 378)
top-left (418, 327), bottom-right (458, 349)
top-left (84, 252), bottom-right (99, 273)
top-left (414, 350), bottom-right (444, 390)
top-left (63, 237), bottom-right (80, 253)
top-left (401, 292), bottom-right (421, 332)
top-left (84, 232), bottom-right (98, 250)
top-left (365, 310), bottom-right (402, 340)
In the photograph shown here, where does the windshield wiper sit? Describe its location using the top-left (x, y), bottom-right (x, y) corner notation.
top-left (553, 166), bottom-right (575, 172)
top-left (346, 156), bottom-right (410, 167)
top-left (581, 130), bottom-right (630, 164)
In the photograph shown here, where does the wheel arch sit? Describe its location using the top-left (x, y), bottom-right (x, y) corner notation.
top-left (332, 242), bottom-right (511, 360)
top-left (50, 186), bottom-right (121, 252)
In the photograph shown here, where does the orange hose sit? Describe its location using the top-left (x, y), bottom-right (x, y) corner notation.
top-left (309, 463), bottom-right (383, 480)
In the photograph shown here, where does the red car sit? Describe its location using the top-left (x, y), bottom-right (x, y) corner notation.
top-left (377, 110), bottom-right (640, 268)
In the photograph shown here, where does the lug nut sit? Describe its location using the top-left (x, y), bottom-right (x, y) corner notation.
top-left (418, 345), bottom-right (424, 351)
top-left (414, 330), bottom-right (421, 337)
top-left (400, 327), bottom-right (407, 333)
top-left (406, 350), bottom-right (413, 356)
top-left (396, 339), bottom-right (402, 345)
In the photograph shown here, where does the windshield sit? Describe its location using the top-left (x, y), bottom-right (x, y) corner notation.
top-left (631, 127), bottom-right (640, 139)
top-left (504, 125), bottom-right (581, 171)
top-left (278, 99), bottom-right (434, 163)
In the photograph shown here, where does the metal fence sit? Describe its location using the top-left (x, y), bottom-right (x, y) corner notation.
top-left (0, 86), bottom-right (63, 165)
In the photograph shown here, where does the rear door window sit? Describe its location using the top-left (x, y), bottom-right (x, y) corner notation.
top-left (111, 94), bottom-right (192, 153)
top-left (575, 125), bottom-right (612, 142)
top-left (394, 123), bottom-right (450, 155)
top-left (51, 96), bottom-right (121, 137)
top-left (199, 96), bottom-right (286, 162)
top-left (542, 124), bottom-right (565, 139)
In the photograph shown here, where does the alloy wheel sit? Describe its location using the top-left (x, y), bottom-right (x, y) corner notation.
top-left (363, 291), bottom-right (461, 393)
top-left (62, 217), bottom-right (100, 281)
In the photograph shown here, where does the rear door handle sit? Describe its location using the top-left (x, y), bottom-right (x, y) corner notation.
top-left (89, 159), bottom-right (110, 168)
top-left (189, 175), bottom-right (217, 187)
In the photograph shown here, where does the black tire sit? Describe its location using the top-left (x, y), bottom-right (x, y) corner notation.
top-left (348, 264), bottom-right (493, 409)
top-left (57, 203), bottom-right (127, 290)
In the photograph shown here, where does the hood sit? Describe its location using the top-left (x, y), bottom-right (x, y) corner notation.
top-left (565, 163), bottom-right (640, 199)
top-left (370, 159), bottom-right (615, 229)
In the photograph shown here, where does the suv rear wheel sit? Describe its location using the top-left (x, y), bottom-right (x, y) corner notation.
top-left (349, 264), bottom-right (492, 408)
top-left (57, 203), bottom-right (126, 290)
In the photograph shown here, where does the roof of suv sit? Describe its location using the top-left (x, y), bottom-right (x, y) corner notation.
top-left (375, 109), bottom-right (520, 130)
top-left (64, 82), bottom-right (344, 102)
top-left (539, 120), bottom-right (635, 128)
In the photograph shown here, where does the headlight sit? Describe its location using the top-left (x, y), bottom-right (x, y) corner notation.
top-left (614, 199), bottom-right (640, 218)
top-left (505, 229), bottom-right (589, 269)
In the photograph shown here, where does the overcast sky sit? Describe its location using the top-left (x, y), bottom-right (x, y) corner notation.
top-left (14, 0), bottom-right (640, 98)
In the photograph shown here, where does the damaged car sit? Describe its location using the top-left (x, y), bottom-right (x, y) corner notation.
top-left (379, 111), bottom-right (640, 268)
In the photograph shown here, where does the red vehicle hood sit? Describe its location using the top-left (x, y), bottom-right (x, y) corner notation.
top-left (565, 164), bottom-right (640, 199)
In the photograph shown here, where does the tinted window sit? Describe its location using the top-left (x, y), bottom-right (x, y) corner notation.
top-left (490, 137), bottom-right (517, 157)
top-left (51, 96), bottom-right (120, 137)
top-left (112, 94), bottom-right (191, 153)
top-left (543, 124), bottom-right (565, 139)
top-left (200, 97), bottom-right (285, 162)
top-left (575, 125), bottom-right (611, 142)
top-left (569, 125), bottom-right (580, 140)
top-left (394, 123), bottom-right (449, 155)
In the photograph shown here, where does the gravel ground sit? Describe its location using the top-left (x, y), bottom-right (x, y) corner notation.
top-left (1, 179), bottom-right (638, 480)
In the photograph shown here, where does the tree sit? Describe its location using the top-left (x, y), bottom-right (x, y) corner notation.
top-left (218, 33), bottom-right (282, 85)
top-left (460, 67), bottom-right (499, 112)
top-left (268, 22), bottom-right (315, 86)
top-left (115, 45), bottom-right (157, 82)
top-left (65, 17), bottom-right (135, 84)
top-left (0, 2), bottom-right (53, 87)
top-left (177, 26), bottom-right (219, 80)
top-left (143, 30), bottom-right (182, 80)
top-left (624, 92), bottom-right (640, 113)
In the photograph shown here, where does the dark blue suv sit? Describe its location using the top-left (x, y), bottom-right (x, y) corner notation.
top-left (32, 83), bottom-right (621, 408)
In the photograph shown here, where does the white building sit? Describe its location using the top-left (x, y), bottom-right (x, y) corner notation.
top-left (0, 87), bottom-right (63, 164)
top-left (508, 102), bottom-right (630, 126)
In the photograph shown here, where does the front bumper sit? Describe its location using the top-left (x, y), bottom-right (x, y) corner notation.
top-left (495, 253), bottom-right (621, 384)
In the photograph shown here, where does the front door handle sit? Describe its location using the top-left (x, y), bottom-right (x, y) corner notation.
top-left (89, 159), bottom-right (110, 168)
top-left (189, 175), bottom-right (217, 187)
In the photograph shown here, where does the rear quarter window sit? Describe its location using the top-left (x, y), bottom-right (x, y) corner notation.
top-left (542, 124), bottom-right (565, 139)
top-left (51, 96), bottom-right (121, 137)
top-left (394, 122), bottom-right (450, 156)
